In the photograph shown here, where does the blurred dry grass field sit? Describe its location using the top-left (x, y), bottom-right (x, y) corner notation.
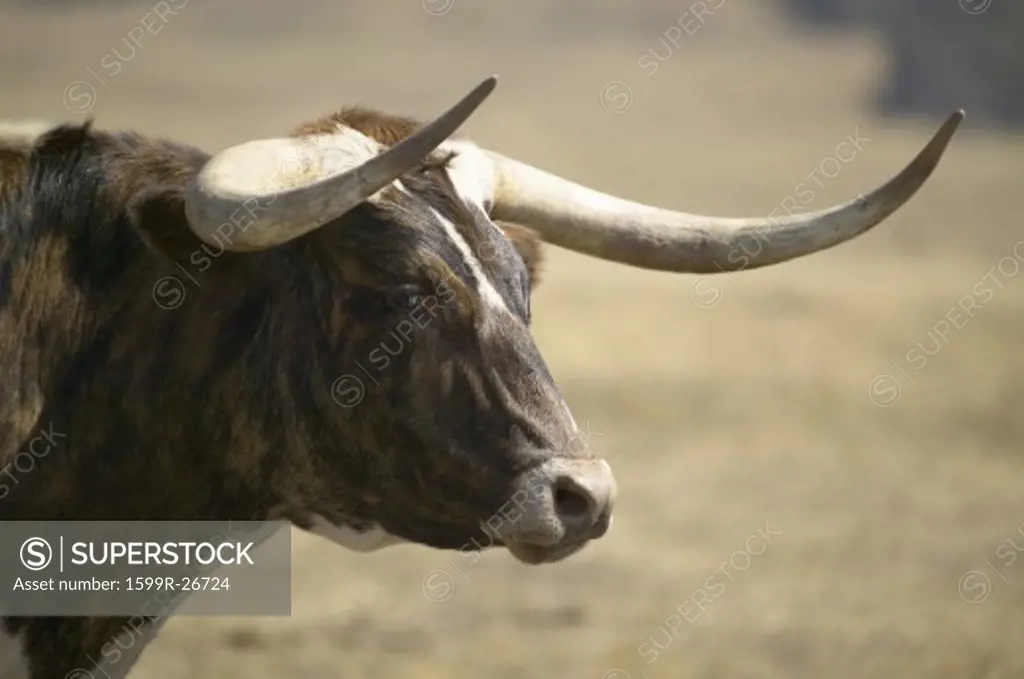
top-left (3, 1), bottom-right (1023, 677)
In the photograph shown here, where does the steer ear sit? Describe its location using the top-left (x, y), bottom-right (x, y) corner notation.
top-left (497, 221), bottom-right (544, 290)
top-left (128, 185), bottom-right (207, 264)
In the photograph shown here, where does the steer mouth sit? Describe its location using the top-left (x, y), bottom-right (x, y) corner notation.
top-left (501, 537), bottom-right (593, 565)
top-left (487, 507), bottom-right (614, 566)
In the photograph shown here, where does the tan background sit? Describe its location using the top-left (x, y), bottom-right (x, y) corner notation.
top-left (3, 1), bottom-right (1023, 677)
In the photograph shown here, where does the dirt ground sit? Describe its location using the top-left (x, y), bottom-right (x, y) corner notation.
top-left (3, 1), bottom-right (1024, 677)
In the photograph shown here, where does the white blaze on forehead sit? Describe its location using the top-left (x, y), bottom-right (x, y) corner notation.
top-left (287, 130), bottom-right (509, 312)
top-left (308, 516), bottom-right (407, 552)
top-left (391, 177), bottom-right (510, 314)
top-left (244, 123), bottom-right (510, 314)
top-left (427, 205), bottom-right (510, 313)
top-left (434, 140), bottom-right (515, 313)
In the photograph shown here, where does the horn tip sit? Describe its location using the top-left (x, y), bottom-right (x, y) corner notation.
top-left (943, 110), bottom-right (963, 135)
top-left (463, 76), bottom-right (498, 105)
top-left (924, 109), bottom-right (966, 158)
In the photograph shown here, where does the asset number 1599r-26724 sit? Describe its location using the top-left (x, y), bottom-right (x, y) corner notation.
top-left (125, 576), bottom-right (230, 591)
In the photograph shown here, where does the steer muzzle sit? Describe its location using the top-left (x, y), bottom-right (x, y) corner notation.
top-left (493, 457), bottom-right (617, 564)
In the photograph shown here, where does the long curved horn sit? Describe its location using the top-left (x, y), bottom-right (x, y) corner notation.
top-left (484, 110), bottom-right (964, 273)
top-left (184, 76), bottom-right (498, 251)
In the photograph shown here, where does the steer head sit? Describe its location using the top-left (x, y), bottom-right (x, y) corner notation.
top-left (130, 76), bottom-right (961, 565)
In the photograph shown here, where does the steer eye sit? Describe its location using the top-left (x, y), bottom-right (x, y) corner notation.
top-left (387, 284), bottom-right (427, 313)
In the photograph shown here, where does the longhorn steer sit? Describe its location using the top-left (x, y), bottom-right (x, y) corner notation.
top-left (0, 76), bottom-right (962, 678)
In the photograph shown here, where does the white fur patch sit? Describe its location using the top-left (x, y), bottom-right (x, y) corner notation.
top-left (390, 177), bottom-right (510, 315)
top-left (437, 140), bottom-right (496, 209)
top-left (427, 205), bottom-right (510, 313)
top-left (0, 629), bottom-right (30, 679)
top-left (308, 516), bottom-right (406, 552)
top-left (435, 140), bottom-right (515, 314)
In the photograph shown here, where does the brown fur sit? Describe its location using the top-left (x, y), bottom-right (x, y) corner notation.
top-left (0, 145), bottom-right (29, 202)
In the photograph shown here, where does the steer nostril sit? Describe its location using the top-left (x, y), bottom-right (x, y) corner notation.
top-left (512, 462), bottom-right (615, 548)
top-left (553, 479), bottom-right (594, 521)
